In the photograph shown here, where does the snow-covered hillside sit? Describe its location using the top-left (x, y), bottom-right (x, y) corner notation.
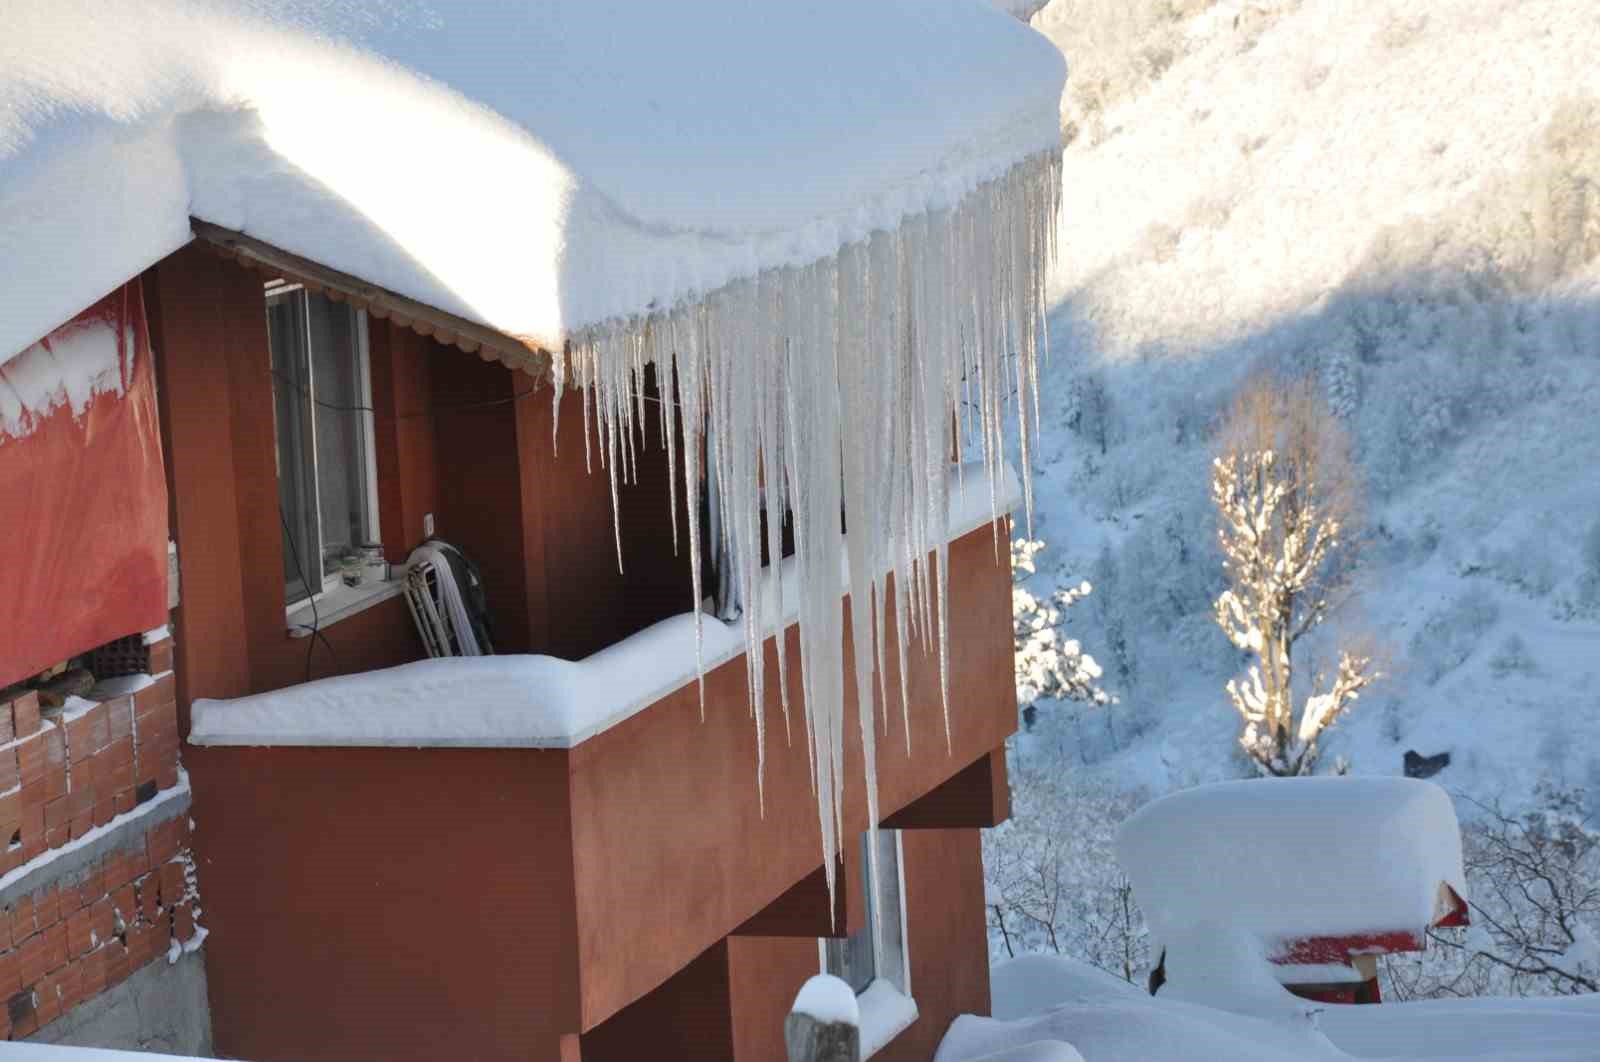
top-left (1016, 0), bottom-right (1600, 814)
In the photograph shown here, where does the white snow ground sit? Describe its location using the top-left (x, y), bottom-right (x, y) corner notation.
top-left (1013, 0), bottom-right (1600, 817)
top-left (941, 956), bottom-right (1600, 1062)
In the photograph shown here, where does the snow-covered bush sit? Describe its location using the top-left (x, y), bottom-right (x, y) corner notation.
top-left (1487, 634), bottom-right (1536, 680)
top-left (984, 765), bottom-right (1150, 983)
top-left (1384, 785), bottom-right (1600, 999)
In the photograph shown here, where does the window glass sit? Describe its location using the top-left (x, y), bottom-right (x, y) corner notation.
top-left (265, 284), bottom-right (373, 603)
top-left (823, 829), bottom-right (908, 996)
top-left (306, 298), bottom-right (368, 575)
top-left (267, 291), bottom-right (318, 603)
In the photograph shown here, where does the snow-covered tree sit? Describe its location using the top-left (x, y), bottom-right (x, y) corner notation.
top-left (984, 765), bottom-right (1149, 983)
top-left (1013, 538), bottom-right (1115, 716)
top-left (1210, 373), bottom-right (1377, 776)
top-left (1385, 786), bottom-right (1600, 999)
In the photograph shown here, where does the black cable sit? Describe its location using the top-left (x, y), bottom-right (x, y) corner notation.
top-left (269, 367), bottom-right (543, 420)
top-left (280, 507), bottom-right (336, 682)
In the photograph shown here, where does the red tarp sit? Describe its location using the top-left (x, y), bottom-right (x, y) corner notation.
top-left (0, 283), bottom-right (169, 688)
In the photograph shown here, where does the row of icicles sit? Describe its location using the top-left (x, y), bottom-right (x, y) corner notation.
top-left (550, 149), bottom-right (1062, 944)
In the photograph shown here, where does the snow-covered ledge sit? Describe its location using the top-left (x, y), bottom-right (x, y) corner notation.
top-left (189, 462), bottom-right (1019, 751)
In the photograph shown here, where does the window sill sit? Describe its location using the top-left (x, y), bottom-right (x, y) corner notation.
top-left (287, 578), bottom-right (404, 638)
top-left (858, 981), bottom-right (918, 1059)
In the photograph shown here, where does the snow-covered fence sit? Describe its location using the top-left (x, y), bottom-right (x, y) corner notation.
top-left (786, 975), bottom-right (860, 1062)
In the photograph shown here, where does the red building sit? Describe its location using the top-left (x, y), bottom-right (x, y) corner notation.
top-left (1, 3), bottom-right (1066, 1057)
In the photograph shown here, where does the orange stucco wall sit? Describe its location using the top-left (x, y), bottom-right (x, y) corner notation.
top-left (566, 521), bottom-right (1015, 1031)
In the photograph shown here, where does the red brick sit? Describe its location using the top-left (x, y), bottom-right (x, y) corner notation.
top-left (104, 937), bottom-right (132, 989)
top-left (16, 735), bottom-right (46, 789)
top-left (54, 957), bottom-right (85, 1012)
top-left (173, 902), bottom-right (195, 944)
top-left (138, 879), bottom-right (160, 924)
top-left (147, 640), bottom-right (174, 674)
top-left (0, 787), bottom-right (20, 840)
top-left (111, 885), bottom-right (137, 930)
top-left (159, 860), bottom-right (186, 907)
top-left (105, 735), bottom-right (135, 769)
top-left (132, 675), bottom-right (176, 720)
top-left (147, 820), bottom-right (183, 866)
top-left (31, 885), bottom-right (60, 929)
top-left (156, 763), bottom-right (179, 791)
top-left (42, 722), bottom-right (66, 766)
top-left (66, 908), bottom-right (94, 959)
top-left (0, 746), bottom-right (17, 792)
top-left (0, 945), bottom-right (19, 995)
top-left (93, 799), bottom-right (114, 829)
top-left (12, 1007), bottom-right (39, 1038)
top-left (34, 969), bottom-right (62, 1027)
top-left (64, 704), bottom-right (110, 759)
top-left (112, 787), bottom-right (135, 816)
top-left (0, 701), bottom-right (12, 744)
top-left (69, 811), bottom-right (93, 840)
top-left (44, 921), bottom-right (67, 972)
top-left (9, 895), bottom-right (35, 946)
top-left (130, 920), bottom-right (162, 966)
top-left (102, 850), bottom-right (134, 893)
top-left (43, 761), bottom-right (67, 804)
top-left (91, 899), bottom-right (115, 952)
top-left (18, 926), bottom-right (51, 985)
top-left (10, 690), bottom-right (41, 738)
top-left (73, 860), bottom-right (106, 909)
top-left (18, 796), bottom-right (42, 838)
top-left (80, 944), bottom-right (108, 998)
top-left (105, 697), bottom-right (134, 743)
top-left (67, 770), bottom-right (96, 817)
top-left (43, 795), bottom-right (71, 832)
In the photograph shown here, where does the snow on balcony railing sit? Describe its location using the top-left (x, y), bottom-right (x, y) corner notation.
top-left (188, 462), bottom-right (1018, 751)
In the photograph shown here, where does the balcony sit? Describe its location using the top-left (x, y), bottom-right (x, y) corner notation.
top-left (185, 474), bottom-right (1019, 1061)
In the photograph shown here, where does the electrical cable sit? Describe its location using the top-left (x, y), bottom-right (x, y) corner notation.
top-left (281, 506), bottom-right (338, 682)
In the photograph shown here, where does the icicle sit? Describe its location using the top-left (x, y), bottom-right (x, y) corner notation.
top-left (562, 149), bottom-right (1063, 942)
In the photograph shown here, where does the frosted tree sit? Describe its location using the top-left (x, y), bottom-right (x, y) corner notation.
top-left (1385, 786), bottom-right (1600, 999)
top-left (1210, 373), bottom-right (1376, 776)
top-left (1013, 538), bottom-right (1114, 716)
top-left (984, 766), bottom-right (1149, 982)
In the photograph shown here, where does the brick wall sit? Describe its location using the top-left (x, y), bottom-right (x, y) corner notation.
top-left (0, 633), bottom-right (202, 1042)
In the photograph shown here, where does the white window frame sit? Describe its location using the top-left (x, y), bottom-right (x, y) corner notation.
top-left (818, 829), bottom-right (918, 1058)
top-left (266, 280), bottom-right (381, 611)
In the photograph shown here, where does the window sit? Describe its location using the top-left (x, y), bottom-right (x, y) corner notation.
top-left (822, 829), bottom-right (910, 997)
top-left (265, 281), bottom-right (379, 606)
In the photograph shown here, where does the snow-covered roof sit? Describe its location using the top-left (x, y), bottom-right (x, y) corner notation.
top-left (1116, 778), bottom-right (1467, 950)
top-left (0, 0), bottom-right (1065, 363)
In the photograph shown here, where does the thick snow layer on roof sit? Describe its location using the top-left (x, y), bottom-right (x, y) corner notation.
top-left (0, 0), bottom-right (1064, 362)
top-left (189, 461), bottom-right (1018, 750)
top-left (1116, 778), bottom-right (1466, 950)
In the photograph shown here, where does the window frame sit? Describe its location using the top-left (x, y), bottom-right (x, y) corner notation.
top-left (819, 828), bottom-right (913, 998)
top-left (265, 279), bottom-right (381, 610)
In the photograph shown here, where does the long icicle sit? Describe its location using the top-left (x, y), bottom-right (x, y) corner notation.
top-left (564, 147), bottom-right (1062, 942)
